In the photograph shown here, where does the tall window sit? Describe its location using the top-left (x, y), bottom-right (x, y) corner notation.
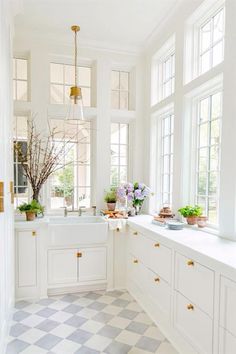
top-left (195, 90), bottom-right (222, 224)
top-left (199, 8), bottom-right (224, 74)
top-left (13, 58), bottom-right (28, 101)
top-left (160, 113), bottom-right (174, 206)
top-left (110, 123), bottom-right (129, 187)
top-left (50, 119), bottom-right (91, 209)
top-left (13, 115), bottom-right (29, 207)
top-left (159, 53), bottom-right (175, 101)
top-left (111, 71), bottom-right (129, 110)
top-left (50, 63), bottom-right (91, 107)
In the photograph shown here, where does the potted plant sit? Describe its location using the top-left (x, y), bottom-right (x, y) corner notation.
top-left (178, 205), bottom-right (202, 225)
top-left (18, 200), bottom-right (44, 221)
top-left (104, 189), bottom-right (117, 211)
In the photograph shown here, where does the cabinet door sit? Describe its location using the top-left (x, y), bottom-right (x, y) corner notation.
top-left (78, 247), bottom-right (107, 282)
top-left (219, 327), bottom-right (236, 354)
top-left (17, 230), bottom-right (37, 287)
top-left (48, 249), bottom-right (78, 285)
top-left (220, 276), bottom-right (236, 337)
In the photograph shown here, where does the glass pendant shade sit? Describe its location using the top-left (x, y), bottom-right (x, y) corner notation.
top-left (67, 86), bottom-right (84, 121)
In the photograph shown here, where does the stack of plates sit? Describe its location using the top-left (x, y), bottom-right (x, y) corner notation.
top-left (167, 220), bottom-right (184, 230)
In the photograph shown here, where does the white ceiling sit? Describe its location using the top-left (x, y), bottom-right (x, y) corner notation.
top-left (15, 0), bottom-right (180, 52)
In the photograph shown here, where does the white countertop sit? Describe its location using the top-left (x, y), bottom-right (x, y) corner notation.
top-left (128, 215), bottom-right (236, 273)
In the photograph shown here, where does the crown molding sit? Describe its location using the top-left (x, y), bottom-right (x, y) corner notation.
top-left (14, 27), bottom-right (143, 56)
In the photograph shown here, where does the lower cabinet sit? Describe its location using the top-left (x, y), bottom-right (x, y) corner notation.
top-left (219, 327), bottom-right (236, 354)
top-left (48, 246), bottom-right (107, 286)
top-left (48, 249), bottom-right (78, 285)
top-left (174, 291), bottom-right (213, 354)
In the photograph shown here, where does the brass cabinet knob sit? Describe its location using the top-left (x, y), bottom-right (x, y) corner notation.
top-left (133, 231), bottom-right (138, 235)
top-left (133, 259), bottom-right (138, 264)
top-left (154, 243), bottom-right (160, 248)
top-left (32, 231), bottom-right (36, 236)
top-left (187, 304), bottom-right (194, 310)
top-left (154, 277), bottom-right (160, 282)
top-left (77, 252), bottom-right (82, 258)
top-left (187, 260), bottom-right (194, 266)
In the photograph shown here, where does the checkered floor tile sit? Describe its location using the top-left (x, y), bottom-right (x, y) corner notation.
top-left (7, 290), bottom-right (178, 354)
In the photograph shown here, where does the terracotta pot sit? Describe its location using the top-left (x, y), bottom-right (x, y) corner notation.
top-left (107, 202), bottom-right (116, 211)
top-left (25, 211), bottom-right (36, 221)
top-left (186, 216), bottom-right (198, 225)
top-left (197, 216), bottom-right (208, 228)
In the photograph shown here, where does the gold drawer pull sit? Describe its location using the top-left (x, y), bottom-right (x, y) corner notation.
top-left (32, 231), bottom-right (36, 236)
top-left (187, 260), bottom-right (194, 266)
top-left (154, 277), bottom-right (160, 282)
top-left (154, 243), bottom-right (160, 247)
top-left (187, 304), bottom-right (194, 310)
top-left (133, 231), bottom-right (138, 235)
top-left (133, 259), bottom-right (138, 264)
top-left (77, 252), bottom-right (82, 258)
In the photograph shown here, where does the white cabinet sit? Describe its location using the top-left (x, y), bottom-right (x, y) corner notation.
top-left (48, 249), bottom-right (78, 285)
top-left (48, 247), bottom-right (107, 286)
top-left (15, 229), bottom-right (38, 299)
top-left (174, 291), bottom-right (213, 354)
top-left (220, 276), bottom-right (236, 337)
top-left (175, 252), bottom-right (214, 316)
top-left (149, 239), bottom-right (172, 283)
top-left (79, 247), bottom-right (107, 282)
top-left (219, 327), bottom-right (236, 354)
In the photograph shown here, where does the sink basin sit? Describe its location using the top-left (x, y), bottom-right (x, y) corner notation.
top-left (47, 216), bottom-right (108, 246)
top-left (48, 216), bottom-right (106, 225)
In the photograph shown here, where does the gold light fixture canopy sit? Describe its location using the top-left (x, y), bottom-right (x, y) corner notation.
top-left (67, 24), bottom-right (84, 121)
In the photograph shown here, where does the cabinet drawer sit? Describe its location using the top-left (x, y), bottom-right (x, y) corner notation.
top-left (219, 327), bottom-right (236, 354)
top-left (174, 291), bottom-right (213, 354)
top-left (128, 229), bottom-right (149, 265)
top-left (220, 276), bottom-right (236, 337)
top-left (146, 268), bottom-right (171, 317)
top-left (127, 253), bottom-right (144, 289)
top-left (148, 239), bottom-right (172, 283)
top-left (175, 253), bottom-right (214, 316)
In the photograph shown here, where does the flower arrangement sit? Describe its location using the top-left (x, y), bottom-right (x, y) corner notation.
top-left (117, 182), bottom-right (151, 213)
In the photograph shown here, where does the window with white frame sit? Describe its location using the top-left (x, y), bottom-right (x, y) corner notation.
top-left (13, 58), bottom-right (28, 101)
top-left (160, 112), bottom-right (174, 206)
top-left (111, 71), bottom-right (129, 110)
top-left (50, 63), bottom-right (91, 107)
top-left (151, 35), bottom-right (175, 105)
top-left (159, 53), bottom-right (175, 101)
top-left (195, 90), bottom-right (222, 225)
top-left (199, 7), bottom-right (224, 74)
top-left (110, 123), bottom-right (129, 187)
top-left (13, 115), bottom-right (29, 207)
top-left (50, 119), bottom-right (91, 209)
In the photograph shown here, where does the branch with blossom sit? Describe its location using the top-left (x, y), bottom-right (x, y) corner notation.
top-left (117, 182), bottom-right (151, 208)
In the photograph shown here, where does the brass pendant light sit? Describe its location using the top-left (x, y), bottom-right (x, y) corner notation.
top-left (67, 25), bottom-right (84, 121)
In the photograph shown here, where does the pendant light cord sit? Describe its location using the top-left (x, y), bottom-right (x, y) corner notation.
top-left (74, 29), bottom-right (78, 87)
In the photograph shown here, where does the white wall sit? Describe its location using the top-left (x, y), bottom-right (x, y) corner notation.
top-left (0, 0), bottom-right (16, 352)
top-left (13, 34), bottom-right (146, 211)
top-left (144, 0), bottom-right (236, 240)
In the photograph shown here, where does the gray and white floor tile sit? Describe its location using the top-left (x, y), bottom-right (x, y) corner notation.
top-left (7, 290), bottom-right (178, 354)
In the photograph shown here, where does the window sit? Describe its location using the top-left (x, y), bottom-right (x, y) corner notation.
top-left (50, 119), bottom-right (91, 209)
top-left (160, 112), bottom-right (174, 206)
top-left (199, 8), bottom-right (224, 74)
top-left (151, 35), bottom-right (175, 105)
top-left (111, 71), bottom-right (129, 110)
top-left (50, 63), bottom-right (91, 107)
top-left (13, 115), bottom-right (29, 207)
top-left (13, 58), bottom-right (28, 101)
top-left (195, 90), bottom-right (222, 224)
top-left (110, 123), bottom-right (129, 187)
top-left (159, 53), bottom-right (175, 101)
